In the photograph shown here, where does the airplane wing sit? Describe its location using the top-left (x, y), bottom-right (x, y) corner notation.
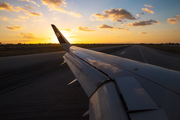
top-left (51, 24), bottom-right (180, 120)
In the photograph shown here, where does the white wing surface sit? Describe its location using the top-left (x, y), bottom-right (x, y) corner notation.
top-left (52, 24), bottom-right (180, 120)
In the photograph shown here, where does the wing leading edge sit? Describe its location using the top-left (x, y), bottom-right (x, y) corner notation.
top-left (51, 24), bottom-right (180, 120)
top-left (51, 24), bottom-right (71, 51)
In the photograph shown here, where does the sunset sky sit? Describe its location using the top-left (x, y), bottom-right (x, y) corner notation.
top-left (0, 0), bottom-right (180, 44)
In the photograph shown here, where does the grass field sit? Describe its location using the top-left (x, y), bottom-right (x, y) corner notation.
top-left (0, 44), bottom-right (125, 57)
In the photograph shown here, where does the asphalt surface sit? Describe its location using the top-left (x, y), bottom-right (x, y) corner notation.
top-left (112, 45), bottom-right (180, 71)
top-left (0, 45), bottom-right (180, 120)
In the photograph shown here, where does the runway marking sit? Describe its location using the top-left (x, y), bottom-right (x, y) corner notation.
top-left (120, 51), bottom-right (126, 55)
top-left (138, 46), bottom-right (148, 63)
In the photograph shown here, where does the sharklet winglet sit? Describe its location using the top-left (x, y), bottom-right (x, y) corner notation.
top-left (51, 24), bottom-right (71, 51)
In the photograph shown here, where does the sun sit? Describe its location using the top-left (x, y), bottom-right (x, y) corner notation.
top-left (51, 36), bottom-right (59, 43)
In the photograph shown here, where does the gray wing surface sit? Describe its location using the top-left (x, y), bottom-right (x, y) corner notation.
top-left (52, 24), bottom-right (180, 120)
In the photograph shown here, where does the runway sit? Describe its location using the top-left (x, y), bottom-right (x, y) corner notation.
top-left (0, 45), bottom-right (180, 120)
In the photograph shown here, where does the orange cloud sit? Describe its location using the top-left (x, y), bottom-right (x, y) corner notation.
top-left (139, 32), bottom-right (147, 34)
top-left (16, 7), bottom-right (42, 16)
top-left (19, 0), bottom-right (40, 7)
top-left (20, 33), bottom-right (35, 38)
top-left (128, 19), bottom-right (160, 26)
top-left (2, 25), bottom-right (22, 31)
top-left (41, 0), bottom-right (66, 7)
top-left (136, 14), bottom-right (139, 18)
top-left (33, 19), bottom-right (46, 22)
top-left (144, 4), bottom-right (153, 8)
top-left (78, 26), bottom-right (95, 31)
top-left (14, 33), bottom-right (36, 39)
top-left (13, 19), bottom-right (26, 22)
top-left (174, 14), bottom-right (180, 19)
top-left (99, 24), bottom-right (114, 29)
top-left (26, 5), bottom-right (34, 9)
top-left (167, 18), bottom-right (179, 24)
top-left (67, 11), bottom-right (81, 17)
top-left (60, 28), bottom-right (71, 31)
top-left (92, 13), bottom-right (108, 21)
top-left (1, 17), bottom-right (10, 21)
top-left (0, 2), bottom-right (14, 11)
top-left (142, 8), bottom-right (154, 14)
top-left (41, 0), bottom-right (81, 17)
top-left (19, 15), bottom-right (31, 19)
top-left (0, 2), bottom-right (42, 17)
top-left (91, 8), bottom-right (136, 22)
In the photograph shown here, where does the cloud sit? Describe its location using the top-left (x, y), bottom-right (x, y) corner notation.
top-left (136, 14), bottom-right (139, 18)
top-left (41, 0), bottom-right (81, 17)
top-left (41, 0), bottom-right (66, 8)
top-left (26, 5), bottom-right (34, 9)
top-left (139, 32), bottom-right (147, 34)
top-left (91, 8), bottom-right (136, 22)
top-left (28, 11), bottom-right (42, 16)
top-left (16, 7), bottom-right (42, 16)
top-left (19, 15), bottom-right (31, 19)
top-left (104, 8), bottom-right (136, 20)
top-left (33, 19), bottom-right (46, 22)
top-left (19, 0), bottom-right (40, 7)
top-left (128, 19), bottom-right (160, 26)
top-left (14, 33), bottom-right (36, 39)
top-left (171, 31), bottom-right (176, 33)
top-left (66, 11), bottom-right (81, 17)
top-left (136, 14), bottom-right (140, 19)
top-left (167, 18), bottom-right (178, 24)
top-left (2, 25), bottom-right (22, 31)
top-left (98, 24), bottom-right (129, 31)
top-left (78, 26), bottom-right (95, 31)
top-left (0, 2), bottom-right (42, 17)
top-left (174, 14), bottom-right (180, 19)
top-left (13, 19), bottom-right (26, 22)
top-left (144, 4), bottom-right (153, 8)
top-left (142, 8), bottom-right (154, 14)
top-left (0, 2), bottom-right (14, 11)
top-left (1, 17), bottom-right (10, 21)
top-left (99, 24), bottom-right (114, 29)
top-left (93, 13), bottom-right (108, 21)
top-left (60, 28), bottom-right (71, 31)
top-left (20, 33), bottom-right (35, 38)
top-left (140, 11), bottom-right (145, 15)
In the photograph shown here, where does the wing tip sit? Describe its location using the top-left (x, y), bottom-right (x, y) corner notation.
top-left (51, 24), bottom-right (71, 51)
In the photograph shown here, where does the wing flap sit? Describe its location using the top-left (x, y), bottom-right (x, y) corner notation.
top-left (89, 82), bottom-right (129, 120)
top-left (115, 77), bottom-right (159, 111)
top-left (129, 109), bottom-right (168, 120)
